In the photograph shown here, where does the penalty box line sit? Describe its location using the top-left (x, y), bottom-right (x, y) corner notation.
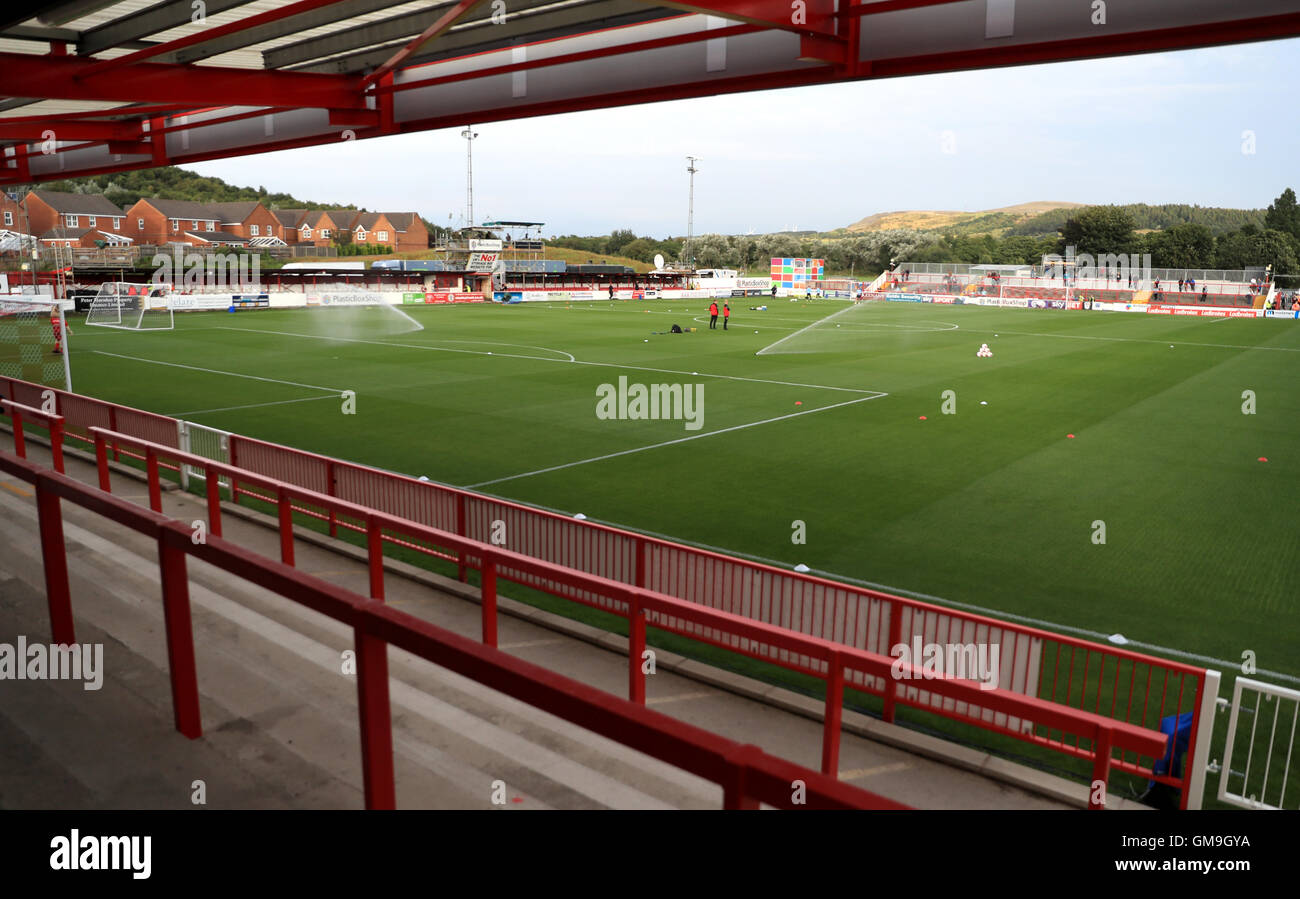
top-left (92, 350), bottom-right (348, 394)
top-left (214, 326), bottom-right (887, 395)
top-left (466, 393), bottom-right (888, 488)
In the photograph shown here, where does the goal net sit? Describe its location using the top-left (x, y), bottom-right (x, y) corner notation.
top-left (85, 282), bottom-right (175, 331)
top-left (0, 297), bottom-right (72, 391)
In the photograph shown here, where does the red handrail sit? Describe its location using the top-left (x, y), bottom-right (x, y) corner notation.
top-left (1, 398), bottom-right (65, 473)
top-left (86, 426), bottom-right (1169, 807)
top-left (1, 374), bottom-right (1201, 804)
top-left (1, 446), bottom-right (904, 810)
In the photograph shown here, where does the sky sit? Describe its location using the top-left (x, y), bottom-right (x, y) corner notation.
top-left (183, 37), bottom-right (1300, 238)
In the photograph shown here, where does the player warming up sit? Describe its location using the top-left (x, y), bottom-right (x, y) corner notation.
top-left (708, 300), bottom-right (719, 329)
top-left (51, 308), bottom-right (70, 355)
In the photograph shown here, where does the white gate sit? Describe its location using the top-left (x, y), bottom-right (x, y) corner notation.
top-left (1216, 677), bottom-right (1300, 809)
top-left (177, 420), bottom-right (232, 492)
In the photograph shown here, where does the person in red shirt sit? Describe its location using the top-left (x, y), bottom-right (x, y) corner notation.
top-left (723, 302), bottom-right (730, 330)
top-left (51, 309), bottom-right (64, 355)
top-left (708, 301), bottom-right (718, 329)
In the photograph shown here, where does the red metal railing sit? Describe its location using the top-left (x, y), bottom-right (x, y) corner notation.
top-left (1, 399), bottom-right (65, 473)
top-left (85, 427), bottom-right (1170, 807)
top-left (0, 447), bottom-right (912, 810)
top-left (1, 373), bottom-right (1200, 804)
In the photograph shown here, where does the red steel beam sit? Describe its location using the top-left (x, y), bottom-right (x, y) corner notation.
top-left (0, 103), bottom-right (195, 126)
top-left (837, 0), bottom-right (970, 16)
top-left (378, 23), bottom-right (763, 95)
top-left (865, 9), bottom-right (1300, 77)
top-left (0, 120), bottom-right (142, 141)
top-left (0, 52), bottom-right (367, 110)
top-left (76, 0), bottom-right (357, 80)
top-left (649, 0), bottom-right (838, 37)
top-left (361, 0), bottom-right (487, 88)
top-left (6, 11), bottom-right (1298, 187)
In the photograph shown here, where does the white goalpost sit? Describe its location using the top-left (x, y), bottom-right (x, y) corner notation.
top-left (0, 297), bottom-right (73, 391)
top-left (85, 282), bottom-right (175, 331)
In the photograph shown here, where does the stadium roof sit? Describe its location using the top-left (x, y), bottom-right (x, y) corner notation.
top-left (1, 0), bottom-right (1297, 187)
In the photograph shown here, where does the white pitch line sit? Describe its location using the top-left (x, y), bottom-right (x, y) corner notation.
top-left (93, 350), bottom-right (346, 393)
top-left (466, 393), bottom-right (887, 488)
top-left (214, 325), bottom-right (884, 395)
top-left (959, 326), bottom-right (1300, 353)
top-left (167, 394), bottom-right (340, 417)
top-left (215, 326), bottom-right (576, 365)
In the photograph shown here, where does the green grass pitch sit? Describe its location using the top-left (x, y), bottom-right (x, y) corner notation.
top-left (66, 298), bottom-right (1300, 683)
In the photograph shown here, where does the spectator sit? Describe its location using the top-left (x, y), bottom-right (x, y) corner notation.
top-left (1202, 285), bottom-right (1209, 300)
top-left (1178, 277), bottom-right (1185, 292)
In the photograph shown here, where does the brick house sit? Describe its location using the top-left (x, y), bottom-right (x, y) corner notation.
top-left (292, 210), bottom-right (342, 247)
top-left (350, 212), bottom-right (397, 248)
top-left (126, 198), bottom-right (219, 245)
top-left (1, 191), bottom-right (26, 234)
top-left (38, 227), bottom-right (97, 249)
top-left (24, 189), bottom-right (132, 243)
top-left (271, 209), bottom-right (305, 243)
top-left (206, 201), bottom-right (283, 244)
top-left (384, 212), bottom-right (429, 251)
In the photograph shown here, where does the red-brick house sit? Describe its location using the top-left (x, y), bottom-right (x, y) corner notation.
top-left (1, 191), bottom-right (26, 234)
top-left (24, 189), bottom-right (131, 243)
top-left (292, 210), bottom-right (342, 247)
top-left (384, 212), bottom-right (429, 251)
top-left (351, 212), bottom-right (397, 248)
top-left (206, 201), bottom-right (283, 244)
top-left (38, 227), bottom-right (96, 249)
top-left (126, 198), bottom-right (220, 245)
top-left (270, 209), bottom-right (305, 243)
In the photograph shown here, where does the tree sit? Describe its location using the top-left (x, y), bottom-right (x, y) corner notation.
top-left (1214, 227), bottom-right (1298, 275)
top-left (1059, 206), bottom-right (1137, 257)
top-left (606, 228), bottom-right (637, 256)
top-left (619, 238), bottom-right (657, 263)
top-left (1264, 188), bottom-right (1300, 241)
top-left (1148, 223), bottom-right (1214, 269)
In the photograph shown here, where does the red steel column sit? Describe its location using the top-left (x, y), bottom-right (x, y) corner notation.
top-left (1090, 727), bottom-right (1114, 810)
top-left (158, 533), bottom-right (202, 739)
top-left (354, 625), bottom-right (396, 810)
top-left (366, 517), bottom-right (384, 600)
top-left (821, 654), bottom-right (844, 776)
top-left (882, 599), bottom-right (903, 723)
top-left (722, 744), bottom-right (762, 810)
top-left (146, 448), bottom-right (162, 512)
top-left (205, 464), bottom-right (222, 538)
top-left (455, 493), bottom-right (467, 582)
top-left (49, 418), bottom-right (64, 473)
top-left (11, 409), bottom-right (25, 458)
top-left (481, 558), bottom-right (497, 647)
top-left (35, 477), bottom-right (75, 645)
top-left (628, 596), bottom-right (646, 705)
top-left (277, 487), bottom-right (294, 565)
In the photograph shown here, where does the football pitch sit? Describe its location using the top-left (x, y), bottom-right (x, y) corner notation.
top-left (68, 297), bottom-right (1300, 682)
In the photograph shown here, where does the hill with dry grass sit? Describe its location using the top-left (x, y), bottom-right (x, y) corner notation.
top-left (847, 202), bottom-right (1087, 235)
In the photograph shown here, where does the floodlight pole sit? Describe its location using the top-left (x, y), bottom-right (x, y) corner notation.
top-left (461, 126), bottom-right (478, 229)
top-left (685, 156), bottom-right (699, 268)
